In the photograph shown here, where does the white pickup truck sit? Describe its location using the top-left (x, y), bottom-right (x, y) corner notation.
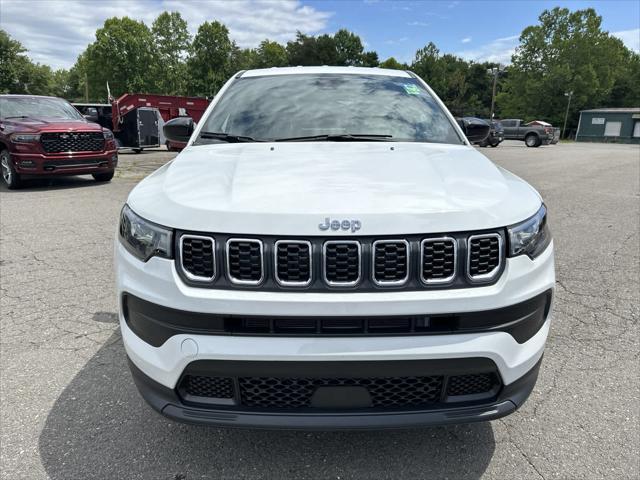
top-left (115, 67), bottom-right (555, 429)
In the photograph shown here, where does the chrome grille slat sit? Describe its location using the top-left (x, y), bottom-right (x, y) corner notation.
top-left (372, 240), bottom-right (409, 286)
top-left (421, 237), bottom-right (456, 284)
top-left (323, 241), bottom-right (361, 286)
top-left (274, 240), bottom-right (312, 286)
top-left (180, 235), bottom-right (216, 281)
top-left (467, 234), bottom-right (502, 281)
top-left (226, 239), bottom-right (264, 285)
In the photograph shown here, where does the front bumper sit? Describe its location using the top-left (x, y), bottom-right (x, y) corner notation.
top-left (116, 239), bottom-right (554, 427)
top-left (128, 355), bottom-right (543, 429)
top-left (11, 149), bottom-right (118, 176)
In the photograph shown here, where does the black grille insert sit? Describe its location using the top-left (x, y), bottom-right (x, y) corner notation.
top-left (373, 240), bottom-right (409, 285)
top-left (447, 373), bottom-right (498, 396)
top-left (324, 241), bottom-right (360, 286)
top-left (176, 371), bottom-right (502, 410)
top-left (181, 375), bottom-right (234, 399)
top-left (275, 241), bottom-right (311, 286)
top-left (40, 132), bottom-right (104, 153)
top-left (227, 239), bottom-right (263, 284)
top-left (181, 235), bottom-right (215, 280)
top-left (468, 234), bottom-right (502, 279)
top-left (421, 238), bottom-right (456, 283)
top-left (239, 375), bottom-right (444, 408)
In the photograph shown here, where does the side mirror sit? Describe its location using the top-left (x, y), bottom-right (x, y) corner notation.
top-left (83, 108), bottom-right (99, 123)
top-left (457, 117), bottom-right (490, 143)
top-left (164, 117), bottom-right (194, 143)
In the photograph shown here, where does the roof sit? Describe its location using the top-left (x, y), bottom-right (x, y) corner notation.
top-left (242, 66), bottom-right (412, 78)
top-left (580, 108), bottom-right (640, 113)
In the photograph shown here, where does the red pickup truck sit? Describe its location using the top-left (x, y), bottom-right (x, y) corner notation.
top-left (0, 95), bottom-right (118, 189)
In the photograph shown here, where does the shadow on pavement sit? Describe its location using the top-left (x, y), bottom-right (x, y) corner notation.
top-left (0, 175), bottom-right (106, 192)
top-left (39, 329), bottom-right (496, 480)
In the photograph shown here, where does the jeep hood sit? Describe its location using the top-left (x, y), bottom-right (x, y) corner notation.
top-left (128, 142), bottom-right (542, 235)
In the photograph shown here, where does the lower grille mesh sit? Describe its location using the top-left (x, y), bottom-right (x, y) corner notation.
top-left (177, 372), bottom-right (501, 410)
top-left (239, 376), bottom-right (443, 408)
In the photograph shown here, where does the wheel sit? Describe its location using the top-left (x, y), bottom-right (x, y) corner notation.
top-left (132, 148), bottom-right (143, 154)
top-left (1, 149), bottom-right (22, 189)
top-left (525, 134), bottom-right (540, 147)
top-left (92, 170), bottom-right (115, 182)
top-left (489, 141), bottom-right (499, 147)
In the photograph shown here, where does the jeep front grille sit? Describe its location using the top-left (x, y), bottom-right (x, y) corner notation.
top-left (40, 132), bottom-right (104, 153)
top-left (421, 237), bottom-right (456, 284)
top-left (323, 241), bottom-right (361, 286)
top-left (226, 239), bottom-right (263, 285)
top-left (372, 240), bottom-right (409, 285)
top-left (176, 231), bottom-right (505, 291)
top-left (180, 235), bottom-right (215, 281)
top-left (467, 234), bottom-right (502, 281)
top-left (274, 240), bottom-right (312, 286)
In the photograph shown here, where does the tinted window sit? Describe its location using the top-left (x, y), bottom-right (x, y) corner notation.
top-left (198, 74), bottom-right (463, 144)
top-left (0, 97), bottom-right (83, 120)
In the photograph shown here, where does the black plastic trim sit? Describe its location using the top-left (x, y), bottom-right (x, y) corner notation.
top-left (122, 289), bottom-right (552, 347)
top-left (127, 356), bottom-right (543, 430)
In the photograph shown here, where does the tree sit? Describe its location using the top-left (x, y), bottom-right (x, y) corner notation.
top-left (85, 17), bottom-right (158, 100)
top-left (0, 29), bottom-right (55, 95)
top-left (333, 29), bottom-right (364, 66)
top-left (187, 21), bottom-right (234, 96)
top-left (498, 7), bottom-right (634, 129)
top-left (361, 51), bottom-right (379, 67)
top-left (152, 12), bottom-right (191, 95)
top-left (286, 31), bottom-right (338, 66)
top-left (379, 57), bottom-right (406, 70)
top-left (253, 40), bottom-right (288, 68)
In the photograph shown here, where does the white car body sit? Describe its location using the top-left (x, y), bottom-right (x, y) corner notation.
top-left (115, 67), bottom-right (555, 429)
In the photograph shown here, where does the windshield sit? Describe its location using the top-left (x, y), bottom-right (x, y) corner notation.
top-left (196, 74), bottom-right (463, 144)
top-left (0, 97), bottom-right (84, 121)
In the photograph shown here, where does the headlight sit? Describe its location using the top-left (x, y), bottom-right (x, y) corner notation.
top-left (11, 134), bottom-right (40, 143)
top-left (103, 129), bottom-right (114, 140)
top-left (508, 204), bottom-right (551, 259)
top-left (119, 205), bottom-right (172, 261)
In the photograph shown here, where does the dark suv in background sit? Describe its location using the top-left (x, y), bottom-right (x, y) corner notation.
top-left (477, 119), bottom-right (504, 147)
top-left (0, 95), bottom-right (118, 189)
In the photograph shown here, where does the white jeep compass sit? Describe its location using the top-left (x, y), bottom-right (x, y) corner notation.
top-left (115, 67), bottom-right (554, 429)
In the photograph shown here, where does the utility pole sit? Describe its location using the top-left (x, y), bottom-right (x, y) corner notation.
top-left (488, 65), bottom-right (501, 120)
top-left (562, 91), bottom-right (573, 139)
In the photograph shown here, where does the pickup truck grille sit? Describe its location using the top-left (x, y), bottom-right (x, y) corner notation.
top-left (176, 231), bottom-right (506, 291)
top-left (40, 132), bottom-right (104, 153)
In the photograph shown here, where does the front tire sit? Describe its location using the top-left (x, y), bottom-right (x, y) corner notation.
top-left (525, 134), bottom-right (540, 148)
top-left (1, 150), bottom-right (22, 189)
top-left (92, 170), bottom-right (115, 182)
top-left (132, 148), bottom-right (143, 154)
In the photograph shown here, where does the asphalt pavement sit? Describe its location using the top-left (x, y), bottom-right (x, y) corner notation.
top-left (1, 141), bottom-right (638, 479)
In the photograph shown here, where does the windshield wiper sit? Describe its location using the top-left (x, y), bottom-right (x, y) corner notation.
top-left (275, 133), bottom-right (393, 142)
top-left (199, 131), bottom-right (263, 143)
top-left (3, 116), bottom-right (30, 119)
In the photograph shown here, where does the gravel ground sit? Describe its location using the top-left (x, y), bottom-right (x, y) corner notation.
top-left (1, 141), bottom-right (638, 480)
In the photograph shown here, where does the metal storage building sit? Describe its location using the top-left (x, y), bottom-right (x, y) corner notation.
top-left (576, 108), bottom-right (640, 144)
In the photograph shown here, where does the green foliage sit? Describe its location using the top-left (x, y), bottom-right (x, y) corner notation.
top-left (152, 12), bottom-right (190, 95)
top-left (187, 21), bottom-right (234, 96)
top-left (379, 57), bottom-right (407, 70)
top-left (85, 17), bottom-right (158, 101)
top-left (498, 7), bottom-right (635, 128)
top-left (2, 6), bottom-right (638, 125)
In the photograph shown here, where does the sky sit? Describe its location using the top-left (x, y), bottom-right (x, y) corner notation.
top-left (1, 0), bottom-right (638, 70)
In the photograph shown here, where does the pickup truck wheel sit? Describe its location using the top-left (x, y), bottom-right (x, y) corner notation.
top-left (92, 170), bottom-right (115, 182)
top-left (489, 141), bottom-right (499, 147)
top-left (525, 134), bottom-right (540, 147)
top-left (132, 148), bottom-right (143, 154)
top-left (1, 150), bottom-right (22, 189)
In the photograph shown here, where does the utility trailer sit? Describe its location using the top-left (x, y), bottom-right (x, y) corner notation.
top-left (73, 93), bottom-right (210, 153)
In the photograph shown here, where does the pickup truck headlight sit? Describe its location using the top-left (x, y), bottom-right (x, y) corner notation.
top-left (507, 205), bottom-right (551, 259)
top-left (119, 205), bottom-right (173, 261)
top-left (103, 129), bottom-right (114, 140)
top-left (11, 134), bottom-right (40, 143)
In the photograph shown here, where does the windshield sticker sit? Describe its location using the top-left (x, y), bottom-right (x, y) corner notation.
top-left (403, 84), bottom-right (422, 95)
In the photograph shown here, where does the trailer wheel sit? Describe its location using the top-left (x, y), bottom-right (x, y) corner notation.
top-left (132, 148), bottom-right (143, 154)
